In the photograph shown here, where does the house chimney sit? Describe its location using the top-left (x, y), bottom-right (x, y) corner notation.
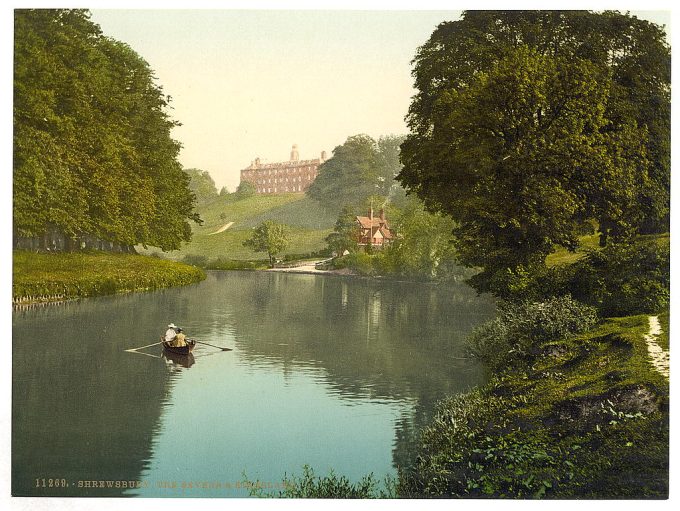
top-left (379, 208), bottom-right (385, 222)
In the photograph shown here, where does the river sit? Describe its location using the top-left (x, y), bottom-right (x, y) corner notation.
top-left (12, 270), bottom-right (495, 497)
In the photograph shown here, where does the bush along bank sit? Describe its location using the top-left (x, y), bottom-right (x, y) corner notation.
top-left (13, 250), bottom-right (206, 304)
top-left (399, 297), bottom-right (669, 498)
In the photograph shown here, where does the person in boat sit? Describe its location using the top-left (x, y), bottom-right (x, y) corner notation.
top-left (164, 323), bottom-right (178, 343)
top-left (172, 327), bottom-right (188, 348)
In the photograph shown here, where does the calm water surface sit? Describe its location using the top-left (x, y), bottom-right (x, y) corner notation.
top-left (13, 271), bottom-right (495, 497)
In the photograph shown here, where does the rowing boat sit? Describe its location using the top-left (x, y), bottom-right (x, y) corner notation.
top-left (161, 338), bottom-right (196, 356)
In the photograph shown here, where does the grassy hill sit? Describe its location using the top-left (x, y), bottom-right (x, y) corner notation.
top-left (139, 193), bottom-right (336, 263)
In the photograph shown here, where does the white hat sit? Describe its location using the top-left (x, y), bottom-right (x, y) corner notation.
top-left (168, 323), bottom-right (177, 329)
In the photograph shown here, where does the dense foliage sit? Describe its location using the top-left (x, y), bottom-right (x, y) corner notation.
top-left (398, 11), bottom-right (670, 294)
top-left (466, 296), bottom-right (598, 371)
top-left (567, 241), bottom-right (670, 316)
top-left (384, 197), bottom-right (460, 280)
top-left (328, 196), bottom-right (472, 282)
top-left (14, 9), bottom-right (201, 251)
top-left (491, 236), bottom-right (670, 317)
top-left (324, 205), bottom-right (359, 256)
top-left (184, 168), bottom-right (219, 204)
top-left (13, 250), bottom-right (205, 302)
top-left (307, 134), bottom-right (405, 213)
top-left (542, 240), bottom-right (670, 317)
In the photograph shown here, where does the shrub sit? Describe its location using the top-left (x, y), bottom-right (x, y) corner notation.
top-left (399, 388), bottom-right (567, 498)
top-left (332, 252), bottom-right (377, 275)
top-left (467, 296), bottom-right (598, 370)
top-left (567, 241), bottom-right (670, 316)
top-left (492, 239), bottom-right (670, 317)
top-left (205, 258), bottom-right (266, 270)
top-left (247, 465), bottom-right (396, 498)
top-left (182, 254), bottom-right (208, 267)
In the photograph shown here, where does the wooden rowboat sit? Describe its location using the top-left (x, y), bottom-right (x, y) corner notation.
top-left (162, 348), bottom-right (195, 368)
top-left (161, 338), bottom-right (196, 356)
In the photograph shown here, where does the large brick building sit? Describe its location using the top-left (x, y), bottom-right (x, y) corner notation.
top-left (240, 144), bottom-right (327, 194)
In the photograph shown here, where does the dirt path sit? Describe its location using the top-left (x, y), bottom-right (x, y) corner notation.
top-left (208, 222), bottom-right (234, 235)
top-left (645, 315), bottom-right (669, 379)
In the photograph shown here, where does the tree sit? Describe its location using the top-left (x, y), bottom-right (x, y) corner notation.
top-left (385, 197), bottom-right (459, 280)
top-left (376, 135), bottom-right (406, 197)
top-left (235, 180), bottom-right (256, 199)
top-left (307, 134), bottom-right (380, 213)
top-left (307, 134), bottom-right (406, 214)
top-left (13, 9), bottom-right (201, 251)
top-left (398, 10), bottom-right (669, 295)
top-left (185, 168), bottom-right (219, 204)
top-left (325, 206), bottom-right (359, 256)
top-left (243, 221), bottom-right (290, 267)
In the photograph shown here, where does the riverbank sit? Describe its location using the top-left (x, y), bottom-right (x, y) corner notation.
top-left (400, 311), bottom-right (669, 498)
top-left (12, 250), bottom-right (206, 305)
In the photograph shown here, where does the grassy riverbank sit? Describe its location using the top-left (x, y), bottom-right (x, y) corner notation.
top-left (399, 311), bottom-right (669, 498)
top-left (12, 250), bottom-right (205, 304)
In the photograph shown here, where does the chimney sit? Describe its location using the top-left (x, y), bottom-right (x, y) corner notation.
top-left (379, 208), bottom-right (385, 222)
top-left (320, 150), bottom-right (327, 162)
top-left (290, 144), bottom-right (300, 161)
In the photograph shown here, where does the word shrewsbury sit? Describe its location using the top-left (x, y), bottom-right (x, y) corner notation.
top-left (77, 480), bottom-right (149, 489)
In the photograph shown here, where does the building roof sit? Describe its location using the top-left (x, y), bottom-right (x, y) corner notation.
top-left (356, 216), bottom-right (387, 229)
top-left (376, 226), bottom-right (393, 240)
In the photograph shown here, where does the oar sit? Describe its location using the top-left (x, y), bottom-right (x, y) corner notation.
top-left (124, 340), bottom-right (165, 352)
top-left (192, 340), bottom-right (232, 351)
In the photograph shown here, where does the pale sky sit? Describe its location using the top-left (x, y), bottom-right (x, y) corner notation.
top-left (89, 9), bottom-right (463, 190)
top-left (76, 8), bottom-right (670, 191)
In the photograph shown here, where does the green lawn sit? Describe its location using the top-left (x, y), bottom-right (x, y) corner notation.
top-left (545, 233), bottom-right (601, 267)
top-left (546, 231), bottom-right (670, 267)
top-left (13, 250), bottom-right (205, 302)
top-left (156, 227), bottom-right (332, 262)
top-left (139, 193), bottom-right (335, 262)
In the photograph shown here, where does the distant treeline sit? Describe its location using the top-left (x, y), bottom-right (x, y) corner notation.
top-left (14, 9), bottom-right (201, 252)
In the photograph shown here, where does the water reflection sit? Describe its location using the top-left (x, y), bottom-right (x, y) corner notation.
top-left (162, 351), bottom-right (196, 369)
top-left (13, 271), bottom-right (495, 497)
top-left (12, 294), bottom-right (181, 496)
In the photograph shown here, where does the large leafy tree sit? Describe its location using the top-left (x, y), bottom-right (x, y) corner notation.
top-left (307, 134), bottom-right (380, 212)
top-left (14, 9), bottom-right (201, 251)
top-left (376, 134), bottom-right (406, 197)
top-left (242, 221), bottom-right (290, 267)
top-left (307, 134), bottom-right (406, 213)
top-left (386, 197), bottom-right (458, 280)
top-left (325, 206), bottom-right (360, 256)
top-left (398, 10), bottom-right (669, 294)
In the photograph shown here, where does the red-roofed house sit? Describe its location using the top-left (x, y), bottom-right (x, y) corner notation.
top-left (356, 208), bottom-right (393, 249)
